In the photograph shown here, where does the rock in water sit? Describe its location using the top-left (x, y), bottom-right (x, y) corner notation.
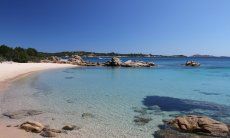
top-left (62, 125), bottom-right (78, 131)
top-left (185, 61), bottom-right (200, 67)
top-left (134, 115), bottom-right (152, 126)
top-left (122, 60), bottom-right (155, 67)
top-left (104, 57), bottom-right (122, 66)
top-left (20, 121), bottom-right (44, 133)
top-left (40, 131), bottom-right (57, 137)
top-left (82, 113), bottom-right (94, 118)
top-left (3, 110), bottom-right (43, 119)
top-left (104, 57), bottom-right (155, 67)
top-left (167, 115), bottom-right (230, 137)
top-left (154, 129), bottom-right (216, 138)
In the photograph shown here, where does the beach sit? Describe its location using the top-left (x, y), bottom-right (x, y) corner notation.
top-left (0, 62), bottom-right (76, 90)
top-left (0, 62), bottom-right (76, 138)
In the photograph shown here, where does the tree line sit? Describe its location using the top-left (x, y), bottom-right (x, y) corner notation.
top-left (0, 45), bottom-right (44, 63)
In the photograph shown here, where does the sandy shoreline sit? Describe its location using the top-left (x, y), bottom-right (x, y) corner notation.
top-left (0, 62), bottom-right (76, 91)
top-left (0, 62), bottom-right (77, 138)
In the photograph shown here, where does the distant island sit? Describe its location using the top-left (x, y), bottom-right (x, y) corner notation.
top-left (0, 44), bottom-right (227, 63)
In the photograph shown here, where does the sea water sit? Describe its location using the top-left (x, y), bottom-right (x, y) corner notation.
top-left (0, 57), bottom-right (230, 137)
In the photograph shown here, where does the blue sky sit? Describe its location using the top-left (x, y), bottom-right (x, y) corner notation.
top-left (0, 0), bottom-right (230, 56)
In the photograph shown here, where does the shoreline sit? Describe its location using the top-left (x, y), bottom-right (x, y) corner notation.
top-left (0, 62), bottom-right (77, 92)
top-left (0, 62), bottom-right (77, 137)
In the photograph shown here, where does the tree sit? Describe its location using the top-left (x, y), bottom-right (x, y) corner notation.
top-left (26, 48), bottom-right (38, 57)
top-left (0, 45), bottom-right (13, 60)
top-left (12, 47), bottom-right (29, 63)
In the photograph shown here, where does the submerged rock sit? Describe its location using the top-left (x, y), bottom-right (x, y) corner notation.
top-left (134, 115), bottom-right (152, 126)
top-left (3, 110), bottom-right (43, 119)
top-left (154, 129), bottom-right (216, 138)
top-left (185, 61), bottom-right (200, 67)
top-left (62, 125), bottom-right (79, 131)
top-left (166, 115), bottom-right (230, 137)
top-left (82, 113), bottom-right (94, 118)
top-left (20, 121), bottom-right (44, 133)
top-left (40, 128), bottom-right (61, 137)
top-left (40, 131), bottom-right (57, 137)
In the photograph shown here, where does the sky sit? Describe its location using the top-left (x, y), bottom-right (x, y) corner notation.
top-left (0, 0), bottom-right (230, 56)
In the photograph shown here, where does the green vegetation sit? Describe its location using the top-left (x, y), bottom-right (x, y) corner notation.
top-left (0, 44), bottom-right (190, 63)
top-left (0, 45), bottom-right (44, 63)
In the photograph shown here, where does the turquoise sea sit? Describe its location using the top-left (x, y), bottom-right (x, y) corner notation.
top-left (1, 57), bottom-right (230, 137)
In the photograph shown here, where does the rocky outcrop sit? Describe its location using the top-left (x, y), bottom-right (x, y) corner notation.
top-left (104, 57), bottom-right (155, 67)
top-left (104, 57), bottom-right (122, 66)
top-left (68, 55), bottom-right (85, 65)
top-left (122, 60), bottom-right (155, 67)
top-left (162, 115), bottom-right (230, 137)
top-left (3, 110), bottom-right (43, 119)
top-left (185, 61), bottom-right (200, 67)
top-left (20, 121), bottom-right (45, 133)
top-left (41, 56), bottom-right (62, 63)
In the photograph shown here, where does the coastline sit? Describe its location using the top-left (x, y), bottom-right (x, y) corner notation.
top-left (0, 62), bottom-right (77, 92)
top-left (0, 62), bottom-right (77, 137)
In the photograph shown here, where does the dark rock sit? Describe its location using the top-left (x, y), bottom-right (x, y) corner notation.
top-left (134, 115), bottom-right (152, 125)
top-left (3, 110), bottom-right (43, 119)
top-left (142, 96), bottom-right (230, 114)
top-left (40, 131), bottom-right (57, 137)
top-left (82, 113), bottom-right (94, 118)
top-left (62, 125), bottom-right (79, 131)
top-left (154, 129), bottom-right (216, 138)
top-left (185, 61), bottom-right (200, 67)
top-left (6, 125), bottom-right (11, 127)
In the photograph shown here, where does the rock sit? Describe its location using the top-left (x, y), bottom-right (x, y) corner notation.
top-left (6, 125), bottom-right (11, 127)
top-left (40, 131), bottom-right (57, 137)
top-left (20, 121), bottom-right (44, 133)
top-left (154, 129), bottom-right (216, 138)
top-left (104, 57), bottom-right (155, 67)
top-left (133, 107), bottom-right (148, 115)
top-left (185, 61), bottom-right (200, 67)
top-left (3, 110), bottom-right (43, 119)
top-left (62, 125), bottom-right (79, 131)
top-left (134, 115), bottom-right (152, 125)
top-left (46, 56), bottom-right (60, 63)
top-left (68, 55), bottom-right (85, 65)
top-left (122, 60), bottom-right (155, 67)
top-left (82, 113), bottom-right (94, 118)
top-left (104, 57), bottom-right (122, 66)
top-left (167, 115), bottom-right (230, 137)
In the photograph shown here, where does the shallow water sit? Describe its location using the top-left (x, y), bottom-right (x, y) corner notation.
top-left (1, 57), bottom-right (230, 137)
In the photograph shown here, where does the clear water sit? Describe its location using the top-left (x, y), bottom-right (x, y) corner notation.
top-left (1, 57), bottom-right (230, 138)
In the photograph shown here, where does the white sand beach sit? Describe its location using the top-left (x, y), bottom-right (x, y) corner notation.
top-left (0, 62), bottom-right (76, 90)
top-left (0, 62), bottom-right (76, 137)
